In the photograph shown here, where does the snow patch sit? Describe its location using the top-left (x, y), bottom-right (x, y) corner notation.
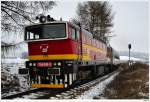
top-left (2, 58), bottom-right (28, 63)
top-left (138, 92), bottom-right (149, 97)
top-left (78, 72), bottom-right (119, 99)
top-left (120, 56), bottom-right (144, 61)
top-left (1, 62), bottom-right (30, 97)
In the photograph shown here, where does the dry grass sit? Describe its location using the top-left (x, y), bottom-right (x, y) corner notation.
top-left (104, 62), bottom-right (149, 99)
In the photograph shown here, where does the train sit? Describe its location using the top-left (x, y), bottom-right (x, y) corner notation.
top-left (19, 15), bottom-right (120, 88)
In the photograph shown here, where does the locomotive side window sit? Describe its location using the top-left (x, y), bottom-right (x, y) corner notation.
top-left (76, 30), bottom-right (80, 40)
top-left (71, 27), bottom-right (80, 40)
top-left (71, 27), bottom-right (76, 40)
top-left (25, 23), bottom-right (66, 40)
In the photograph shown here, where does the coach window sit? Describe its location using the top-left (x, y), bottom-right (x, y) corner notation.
top-left (89, 38), bottom-right (92, 45)
top-left (102, 43), bottom-right (103, 49)
top-left (84, 36), bottom-right (86, 42)
top-left (96, 41), bottom-right (99, 48)
top-left (83, 35), bottom-right (85, 42)
top-left (97, 41), bottom-right (99, 48)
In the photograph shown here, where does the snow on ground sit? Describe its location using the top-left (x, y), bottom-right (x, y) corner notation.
top-left (120, 56), bottom-right (144, 62)
top-left (77, 72), bottom-right (119, 99)
top-left (2, 58), bottom-right (28, 63)
top-left (1, 59), bottom-right (30, 97)
top-left (2, 58), bottom-right (28, 74)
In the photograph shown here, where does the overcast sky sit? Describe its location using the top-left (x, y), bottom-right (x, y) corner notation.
top-left (49, 0), bottom-right (149, 53)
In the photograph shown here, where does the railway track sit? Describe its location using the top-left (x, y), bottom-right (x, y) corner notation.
top-left (2, 70), bottom-right (119, 99)
top-left (1, 88), bottom-right (46, 99)
top-left (47, 70), bottom-right (119, 99)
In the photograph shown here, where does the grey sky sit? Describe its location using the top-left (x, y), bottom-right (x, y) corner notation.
top-left (110, 1), bottom-right (149, 53)
top-left (49, 1), bottom-right (149, 53)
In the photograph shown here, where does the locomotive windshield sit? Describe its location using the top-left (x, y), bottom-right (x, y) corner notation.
top-left (25, 23), bottom-right (66, 40)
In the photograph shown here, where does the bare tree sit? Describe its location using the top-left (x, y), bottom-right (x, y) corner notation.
top-left (1, 1), bottom-right (56, 57)
top-left (1, 1), bottom-right (56, 31)
top-left (73, 1), bottom-right (114, 42)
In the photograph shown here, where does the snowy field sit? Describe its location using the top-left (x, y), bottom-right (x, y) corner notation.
top-left (1, 59), bottom-right (30, 98)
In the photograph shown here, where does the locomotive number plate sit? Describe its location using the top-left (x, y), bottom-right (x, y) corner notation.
top-left (37, 62), bottom-right (52, 67)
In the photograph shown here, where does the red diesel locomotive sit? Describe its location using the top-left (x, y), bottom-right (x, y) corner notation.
top-left (23, 16), bottom-right (115, 88)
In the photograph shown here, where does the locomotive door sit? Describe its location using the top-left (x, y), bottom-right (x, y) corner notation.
top-left (77, 26), bottom-right (82, 61)
top-left (71, 25), bottom-right (82, 61)
top-left (77, 30), bottom-right (81, 60)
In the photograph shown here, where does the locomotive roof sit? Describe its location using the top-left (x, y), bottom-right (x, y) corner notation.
top-left (25, 21), bottom-right (68, 27)
top-left (67, 22), bottom-right (93, 38)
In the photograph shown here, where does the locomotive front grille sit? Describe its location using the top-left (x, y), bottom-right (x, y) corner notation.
top-left (47, 68), bottom-right (60, 76)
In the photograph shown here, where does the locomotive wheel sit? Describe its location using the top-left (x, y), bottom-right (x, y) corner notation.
top-left (64, 73), bottom-right (77, 88)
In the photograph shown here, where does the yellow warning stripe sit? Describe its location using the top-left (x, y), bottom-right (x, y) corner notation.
top-left (29, 54), bottom-right (91, 61)
top-left (83, 44), bottom-right (106, 53)
top-left (32, 84), bottom-right (64, 88)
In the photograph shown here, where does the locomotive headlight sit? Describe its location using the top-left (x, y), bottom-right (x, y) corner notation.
top-left (29, 63), bottom-right (32, 66)
top-left (53, 62), bottom-right (57, 66)
top-left (58, 62), bottom-right (61, 66)
top-left (39, 15), bottom-right (46, 23)
top-left (33, 63), bottom-right (36, 66)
